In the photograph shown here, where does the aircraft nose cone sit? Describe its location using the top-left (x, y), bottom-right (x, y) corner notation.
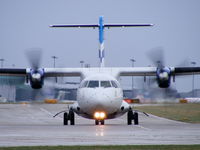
top-left (94, 95), bottom-right (110, 108)
top-left (88, 90), bottom-right (116, 112)
top-left (79, 88), bottom-right (121, 114)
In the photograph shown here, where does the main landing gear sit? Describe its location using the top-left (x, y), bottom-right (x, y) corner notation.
top-left (63, 109), bottom-right (75, 125)
top-left (127, 108), bottom-right (139, 125)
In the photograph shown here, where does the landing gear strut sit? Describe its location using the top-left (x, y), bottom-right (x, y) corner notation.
top-left (95, 119), bottom-right (105, 125)
top-left (127, 109), bottom-right (139, 125)
top-left (95, 120), bottom-right (99, 125)
top-left (63, 109), bottom-right (75, 125)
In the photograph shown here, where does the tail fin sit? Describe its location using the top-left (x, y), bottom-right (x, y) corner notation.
top-left (50, 16), bottom-right (153, 68)
top-left (98, 16), bottom-right (105, 67)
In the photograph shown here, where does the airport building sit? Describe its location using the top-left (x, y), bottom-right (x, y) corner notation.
top-left (0, 76), bottom-right (77, 102)
top-left (0, 76), bottom-right (24, 102)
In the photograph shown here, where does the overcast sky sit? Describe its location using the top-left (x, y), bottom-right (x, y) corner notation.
top-left (1, 0), bottom-right (200, 92)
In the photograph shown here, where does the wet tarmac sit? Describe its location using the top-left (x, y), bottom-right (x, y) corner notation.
top-left (0, 104), bottom-right (200, 146)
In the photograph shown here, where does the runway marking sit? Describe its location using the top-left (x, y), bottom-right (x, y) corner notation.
top-left (137, 125), bottom-right (151, 131)
top-left (1, 104), bottom-right (200, 146)
top-left (40, 108), bottom-right (62, 119)
top-left (149, 114), bottom-right (188, 124)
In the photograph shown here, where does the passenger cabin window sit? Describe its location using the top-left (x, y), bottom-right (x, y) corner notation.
top-left (111, 81), bottom-right (119, 88)
top-left (101, 81), bottom-right (112, 88)
top-left (88, 81), bottom-right (99, 88)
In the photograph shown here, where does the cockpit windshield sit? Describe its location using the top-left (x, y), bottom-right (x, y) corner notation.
top-left (87, 80), bottom-right (99, 88)
top-left (100, 81), bottom-right (112, 88)
top-left (80, 80), bottom-right (119, 88)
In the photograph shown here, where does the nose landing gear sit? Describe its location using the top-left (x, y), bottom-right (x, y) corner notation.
top-left (95, 119), bottom-right (105, 125)
top-left (127, 108), bottom-right (139, 125)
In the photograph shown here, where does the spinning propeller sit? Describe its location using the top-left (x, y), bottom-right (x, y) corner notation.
top-left (147, 47), bottom-right (172, 88)
top-left (25, 48), bottom-right (44, 89)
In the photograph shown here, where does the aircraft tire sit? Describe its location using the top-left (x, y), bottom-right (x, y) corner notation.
top-left (127, 110), bottom-right (133, 125)
top-left (63, 112), bottom-right (68, 125)
top-left (133, 112), bottom-right (139, 125)
top-left (69, 110), bottom-right (75, 125)
top-left (95, 120), bottom-right (99, 125)
top-left (100, 120), bottom-right (105, 125)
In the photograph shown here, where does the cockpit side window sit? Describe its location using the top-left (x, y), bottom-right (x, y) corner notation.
top-left (88, 80), bottom-right (99, 88)
top-left (101, 81), bottom-right (112, 88)
top-left (80, 80), bottom-right (88, 88)
top-left (111, 81), bottom-right (119, 88)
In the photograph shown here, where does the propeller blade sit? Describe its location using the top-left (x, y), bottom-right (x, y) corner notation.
top-left (147, 47), bottom-right (165, 68)
top-left (177, 58), bottom-right (191, 67)
top-left (25, 48), bottom-right (43, 70)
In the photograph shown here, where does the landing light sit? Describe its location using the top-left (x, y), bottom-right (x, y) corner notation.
top-left (100, 112), bottom-right (105, 118)
top-left (94, 112), bottom-right (106, 119)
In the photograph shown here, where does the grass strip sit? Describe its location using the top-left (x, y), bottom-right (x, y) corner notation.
top-left (0, 145), bottom-right (200, 150)
top-left (135, 103), bottom-right (200, 123)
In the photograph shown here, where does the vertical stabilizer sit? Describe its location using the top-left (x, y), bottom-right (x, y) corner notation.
top-left (50, 17), bottom-right (153, 68)
top-left (99, 16), bottom-right (105, 67)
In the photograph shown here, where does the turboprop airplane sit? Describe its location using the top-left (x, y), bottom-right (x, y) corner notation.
top-left (1, 16), bottom-right (200, 125)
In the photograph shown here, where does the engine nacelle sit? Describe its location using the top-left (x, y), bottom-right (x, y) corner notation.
top-left (29, 68), bottom-right (44, 89)
top-left (156, 67), bottom-right (171, 88)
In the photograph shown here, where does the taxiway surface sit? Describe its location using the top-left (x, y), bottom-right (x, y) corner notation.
top-left (0, 104), bottom-right (200, 146)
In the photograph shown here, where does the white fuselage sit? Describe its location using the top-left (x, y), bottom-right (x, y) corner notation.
top-left (72, 73), bottom-right (130, 120)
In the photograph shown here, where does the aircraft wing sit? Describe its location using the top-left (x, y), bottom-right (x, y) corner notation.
top-left (43, 68), bottom-right (83, 77)
top-left (0, 68), bottom-right (27, 76)
top-left (1, 67), bottom-right (200, 77)
top-left (117, 67), bottom-right (157, 76)
top-left (117, 67), bottom-right (200, 77)
top-left (174, 67), bottom-right (200, 75)
top-left (0, 68), bottom-right (83, 77)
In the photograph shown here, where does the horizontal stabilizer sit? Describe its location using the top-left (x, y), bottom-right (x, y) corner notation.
top-left (104, 24), bottom-right (154, 28)
top-left (49, 24), bottom-right (153, 28)
top-left (49, 24), bottom-right (98, 28)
